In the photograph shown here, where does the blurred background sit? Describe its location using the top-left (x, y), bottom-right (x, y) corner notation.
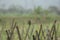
top-left (0, 0), bottom-right (60, 23)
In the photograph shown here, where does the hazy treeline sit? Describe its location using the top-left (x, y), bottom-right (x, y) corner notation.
top-left (0, 5), bottom-right (60, 15)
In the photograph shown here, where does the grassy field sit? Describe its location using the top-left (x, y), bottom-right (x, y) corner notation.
top-left (0, 13), bottom-right (60, 40)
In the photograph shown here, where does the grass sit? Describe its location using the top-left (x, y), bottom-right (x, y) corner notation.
top-left (0, 20), bottom-right (60, 40)
top-left (0, 13), bottom-right (60, 40)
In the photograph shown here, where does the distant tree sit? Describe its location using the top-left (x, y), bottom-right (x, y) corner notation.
top-left (8, 5), bottom-right (17, 12)
top-left (48, 6), bottom-right (60, 15)
top-left (34, 6), bottom-right (43, 14)
top-left (8, 5), bottom-right (28, 13)
top-left (57, 10), bottom-right (60, 15)
top-left (48, 6), bottom-right (58, 13)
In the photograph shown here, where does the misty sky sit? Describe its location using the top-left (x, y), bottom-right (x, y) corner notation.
top-left (0, 0), bottom-right (60, 9)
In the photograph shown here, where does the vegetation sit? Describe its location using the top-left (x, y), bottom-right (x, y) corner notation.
top-left (0, 3), bottom-right (60, 40)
